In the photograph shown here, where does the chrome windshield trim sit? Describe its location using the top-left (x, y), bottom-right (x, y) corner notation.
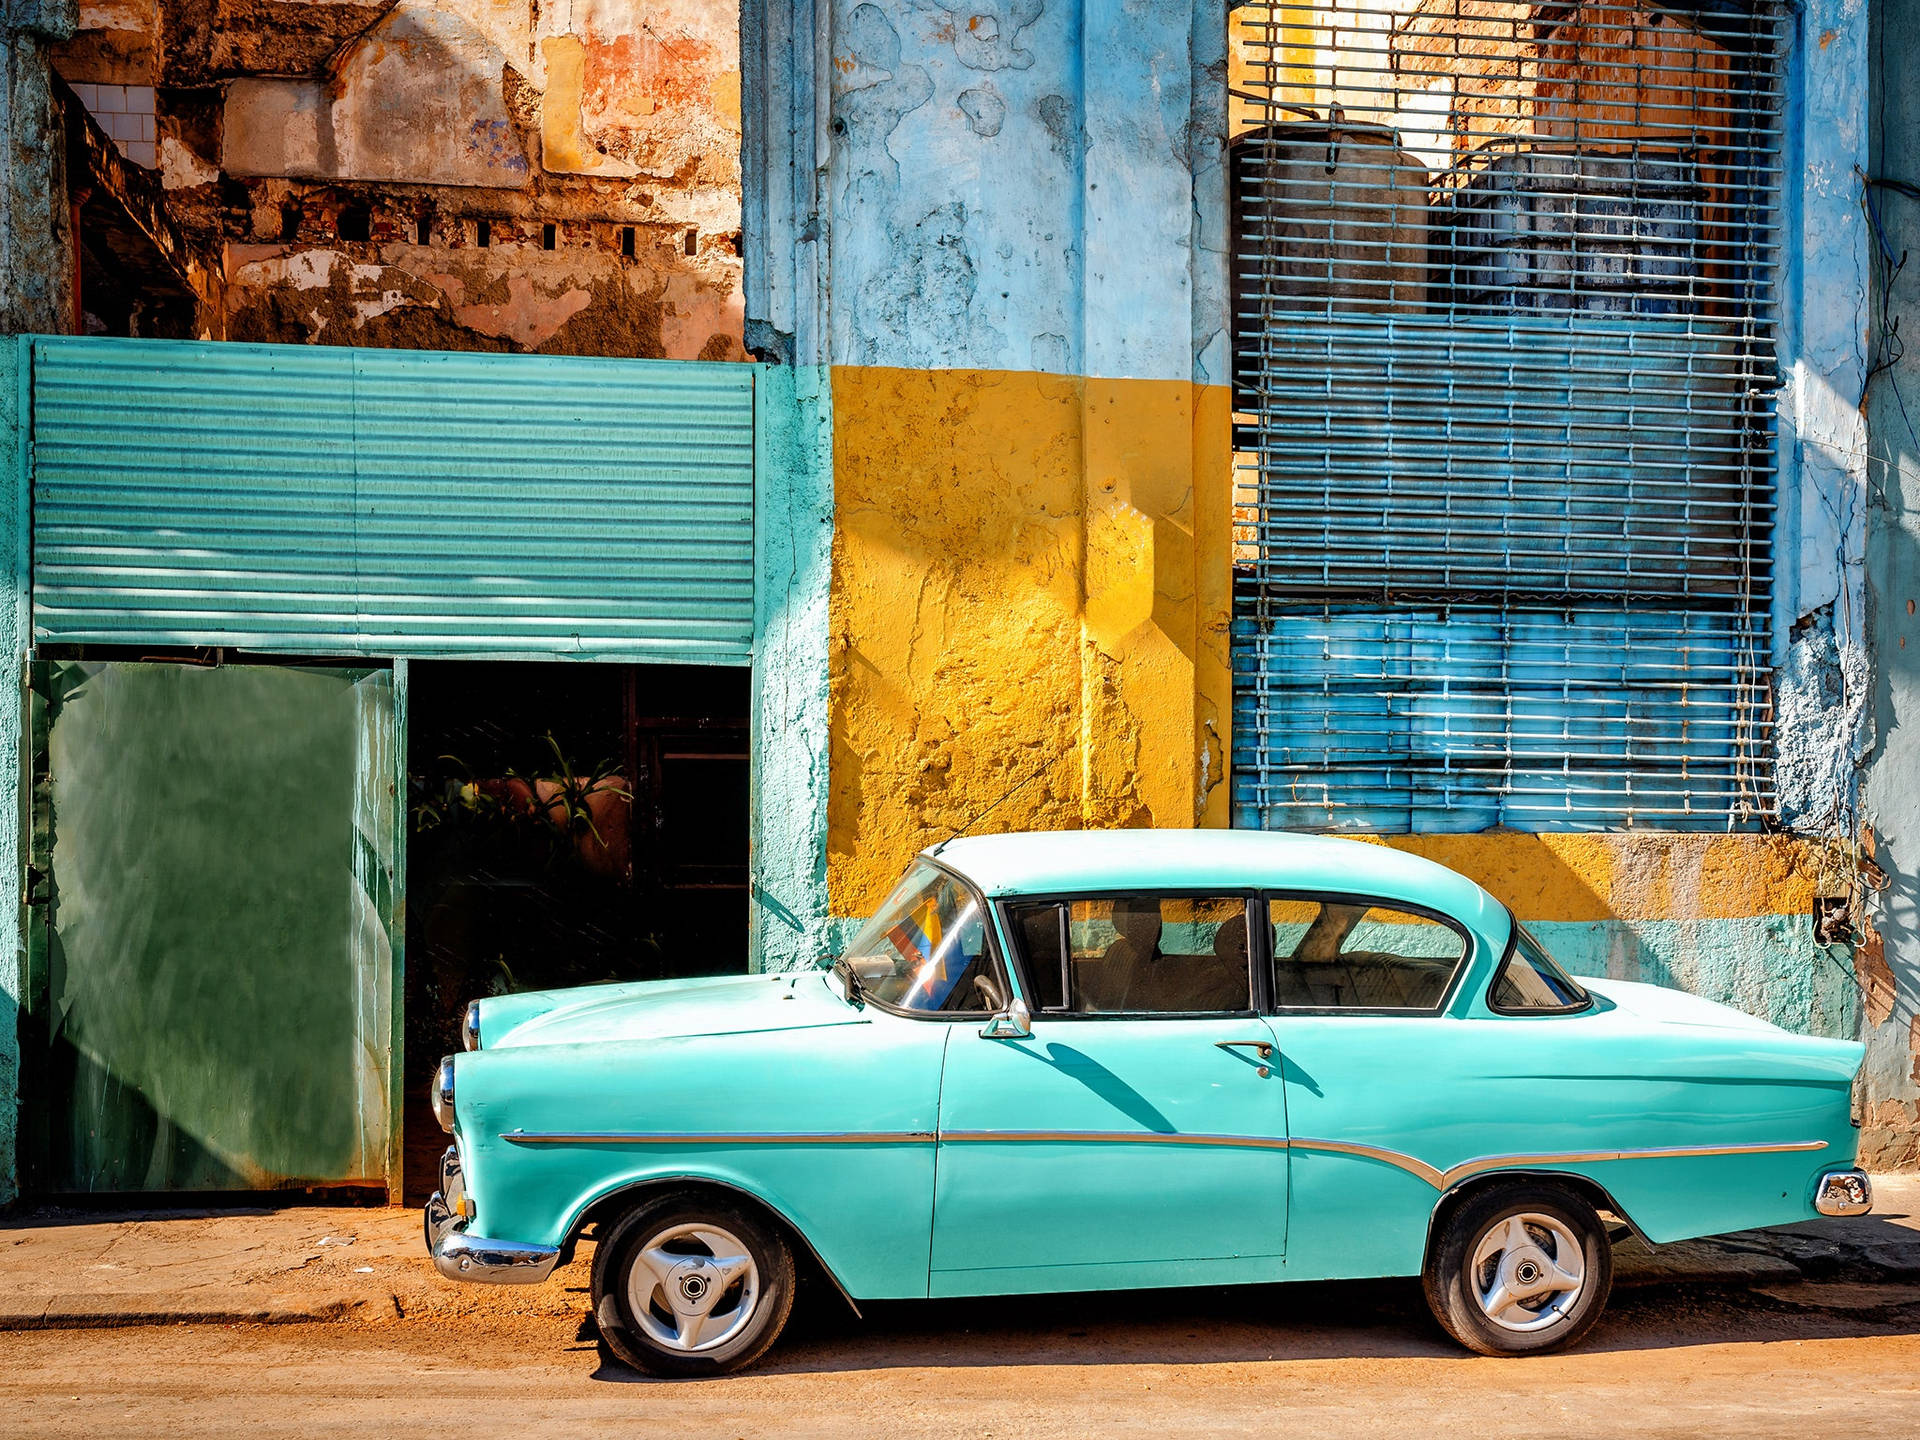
top-left (501, 1130), bottom-right (938, 1145)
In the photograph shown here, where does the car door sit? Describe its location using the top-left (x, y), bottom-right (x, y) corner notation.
top-left (929, 892), bottom-right (1288, 1296)
top-left (1260, 892), bottom-right (1479, 1282)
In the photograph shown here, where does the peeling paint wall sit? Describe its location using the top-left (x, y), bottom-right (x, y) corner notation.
top-left (828, 367), bottom-right (1232, 915)
top-left (3, 0), bottom-right (78, 337)
top-left (818, 0), bottom-right (1233, 923)
top-left (1777, 0), bottom-right (1873, 838)
top-left (732, 0), bottom-right (1889, 1110)
top-left (50, 0), bottom-right (746, 355)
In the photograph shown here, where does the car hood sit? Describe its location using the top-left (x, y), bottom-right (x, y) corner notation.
top-left (483, 971), bottom-right (861, 1050)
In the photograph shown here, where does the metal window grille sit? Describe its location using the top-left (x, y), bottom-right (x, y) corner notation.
top-left (1228, 0), bottom-right (1788, 832)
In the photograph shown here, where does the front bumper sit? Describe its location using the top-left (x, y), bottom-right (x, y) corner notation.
top-left (1814, 1168), bottom-right (1873, 1217)
top-left (423, 1145), bottom-right (561, 1285)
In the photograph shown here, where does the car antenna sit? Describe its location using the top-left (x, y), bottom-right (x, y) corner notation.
top-left (930, 759), bottom-right (1054, 855)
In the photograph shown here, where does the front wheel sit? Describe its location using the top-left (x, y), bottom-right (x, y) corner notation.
top-left (1423, 1182), bottom-right (1613, 1356)
top-left (592, 1192), bottom-right (796, 1378)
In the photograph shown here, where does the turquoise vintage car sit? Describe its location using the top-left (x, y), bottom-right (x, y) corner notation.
top-left (424, 830), bottom-right (1871, 1375)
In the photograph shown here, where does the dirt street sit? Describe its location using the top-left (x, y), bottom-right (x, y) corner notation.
top-left (4, 1277), bottom-right (1919, 1439)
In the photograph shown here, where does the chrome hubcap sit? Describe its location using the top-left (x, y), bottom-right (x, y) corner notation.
top-left (627, 1222), bottom-right (760, 1354)
top-left (1469, 1212), bottom-right (1586, 1333)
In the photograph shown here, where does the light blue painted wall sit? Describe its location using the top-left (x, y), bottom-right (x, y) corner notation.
top-left (1533, 918), bottom-right (1860, 1043)
top-left (1774, 0), bottom-right (1873, 827)
top-left (823, 0), bottom-right (1220, 383)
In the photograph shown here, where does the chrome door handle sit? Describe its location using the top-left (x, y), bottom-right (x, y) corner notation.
top-left (1215, 1040), bottom-right (1274, 1077)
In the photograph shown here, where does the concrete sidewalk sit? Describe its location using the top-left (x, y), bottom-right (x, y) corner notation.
top-left (3, 1176), bottom-right (1919, 1331)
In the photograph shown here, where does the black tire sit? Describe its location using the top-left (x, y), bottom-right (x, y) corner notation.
top-left (1423, 1182), bottom-right (1613, 1357)
top-left (591, 1191), bottom-right (797, 1378)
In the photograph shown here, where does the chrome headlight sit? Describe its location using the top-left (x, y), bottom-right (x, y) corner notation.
top-left (462, 1000), bottom-right (482, 1052)
top-left (432, 1055), bottom-right (457, 1133)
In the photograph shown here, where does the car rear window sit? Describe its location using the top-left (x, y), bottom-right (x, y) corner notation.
top-left (1489, 923), bottom-right (1593, 1014)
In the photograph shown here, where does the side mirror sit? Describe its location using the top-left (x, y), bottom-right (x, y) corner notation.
top-left (980, 996), bottom-right (1032, 1039)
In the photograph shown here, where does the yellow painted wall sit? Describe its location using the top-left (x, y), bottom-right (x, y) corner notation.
top-left (825, 366), bottom-right (1830, 931)
top-left (1371, 833), bottom-right (1834, 923)
top-left (827, 366), bottom-right (1233, 915)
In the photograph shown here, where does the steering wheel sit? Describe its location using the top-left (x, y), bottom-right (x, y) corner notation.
top-left (971, 973), bottom-right (1006, 1013)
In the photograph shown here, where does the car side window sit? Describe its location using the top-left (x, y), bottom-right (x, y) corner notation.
top-left (1005, 896), bottom-right (1253, 1015)
top-left (1269, 896), bottom-right (1468, 1012)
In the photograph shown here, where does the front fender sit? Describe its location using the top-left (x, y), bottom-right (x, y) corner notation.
top-left (451, 1016), bottom-right (949, 1302)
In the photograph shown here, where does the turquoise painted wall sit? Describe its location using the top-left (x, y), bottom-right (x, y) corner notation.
top-left (750, 364), bottom-right (834, 973)
top-left (1533, 918), bottom-right (1861, 1043)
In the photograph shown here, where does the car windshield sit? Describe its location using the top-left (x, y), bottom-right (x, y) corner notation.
top-left (837, 862), bottom-right (997, 1013)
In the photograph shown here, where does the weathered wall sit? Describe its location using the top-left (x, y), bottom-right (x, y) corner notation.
top-left (732, 0), bottom-right (1887, 1105)
top-left (1373, 833), bottom-right (1859, 1040)
top-left (0, 338), bottom-right (25, 1205)
top-left (50, 0), bottom-right (746, 355)
top-left (819, 0), bottom-right (1234, 925)
top-left (2, 0), bottom-right (77, 336)
top-left (829, 368), bottom-right (1232, 913)
top-left (1863, 0), bottom-right (1920, 1169)
top-left (751, 363), bottom-right (836, 972)
top-left (1, 0), bottom-right (76, 1211)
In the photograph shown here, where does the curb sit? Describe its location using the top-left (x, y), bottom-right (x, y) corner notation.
top-left (0, 1293), bottom-right (377, 1331)
top-left (1611, 1237), bottom-right (1804, 1291)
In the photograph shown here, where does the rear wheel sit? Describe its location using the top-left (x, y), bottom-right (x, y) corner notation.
top-left (1423, 1182), bottom-right (1612, 1356)
top-left (592, 1192), bottom-right (796, 1378)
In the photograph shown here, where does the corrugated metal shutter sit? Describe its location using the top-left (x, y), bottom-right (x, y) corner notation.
top-left (29, 337), bottom-right (756, 664)
top-left (1229, 0), bottom-right (1786, 832)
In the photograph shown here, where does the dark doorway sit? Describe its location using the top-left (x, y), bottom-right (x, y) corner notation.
top-left (402, 661), bottom-right (750, 1197)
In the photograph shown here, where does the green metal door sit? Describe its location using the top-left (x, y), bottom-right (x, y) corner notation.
top-left (25, 660), bottom-right (402, 1193)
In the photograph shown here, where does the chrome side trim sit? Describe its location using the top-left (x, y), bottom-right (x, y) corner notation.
top-left (502, 1130), bottom-right (938, 1146)
top-left (1288, 1137), bottom-right (1446, 1188)
top-left (940, 1129), bottom-right (1294, 1152)
top-left (496, 1128), bottom-right (1828, 1194)
top-left (1434, 1139), bottom-right (1828, 1191)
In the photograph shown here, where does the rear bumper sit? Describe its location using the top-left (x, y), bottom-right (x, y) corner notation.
top-left (423, 1145), bottom-right (561, 1285)
top-left (1813, 1168), bottom-right (1873, 1217)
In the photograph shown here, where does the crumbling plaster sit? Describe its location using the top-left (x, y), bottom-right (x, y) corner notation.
top-left (751, 363), bottom-right (835, 971)
top-left (50, 0), bottom-right (747, 354)
top-left (816, 0), bottom-right (1235, 920)
top-left (1775, 0), bottom-right (1873, 834)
